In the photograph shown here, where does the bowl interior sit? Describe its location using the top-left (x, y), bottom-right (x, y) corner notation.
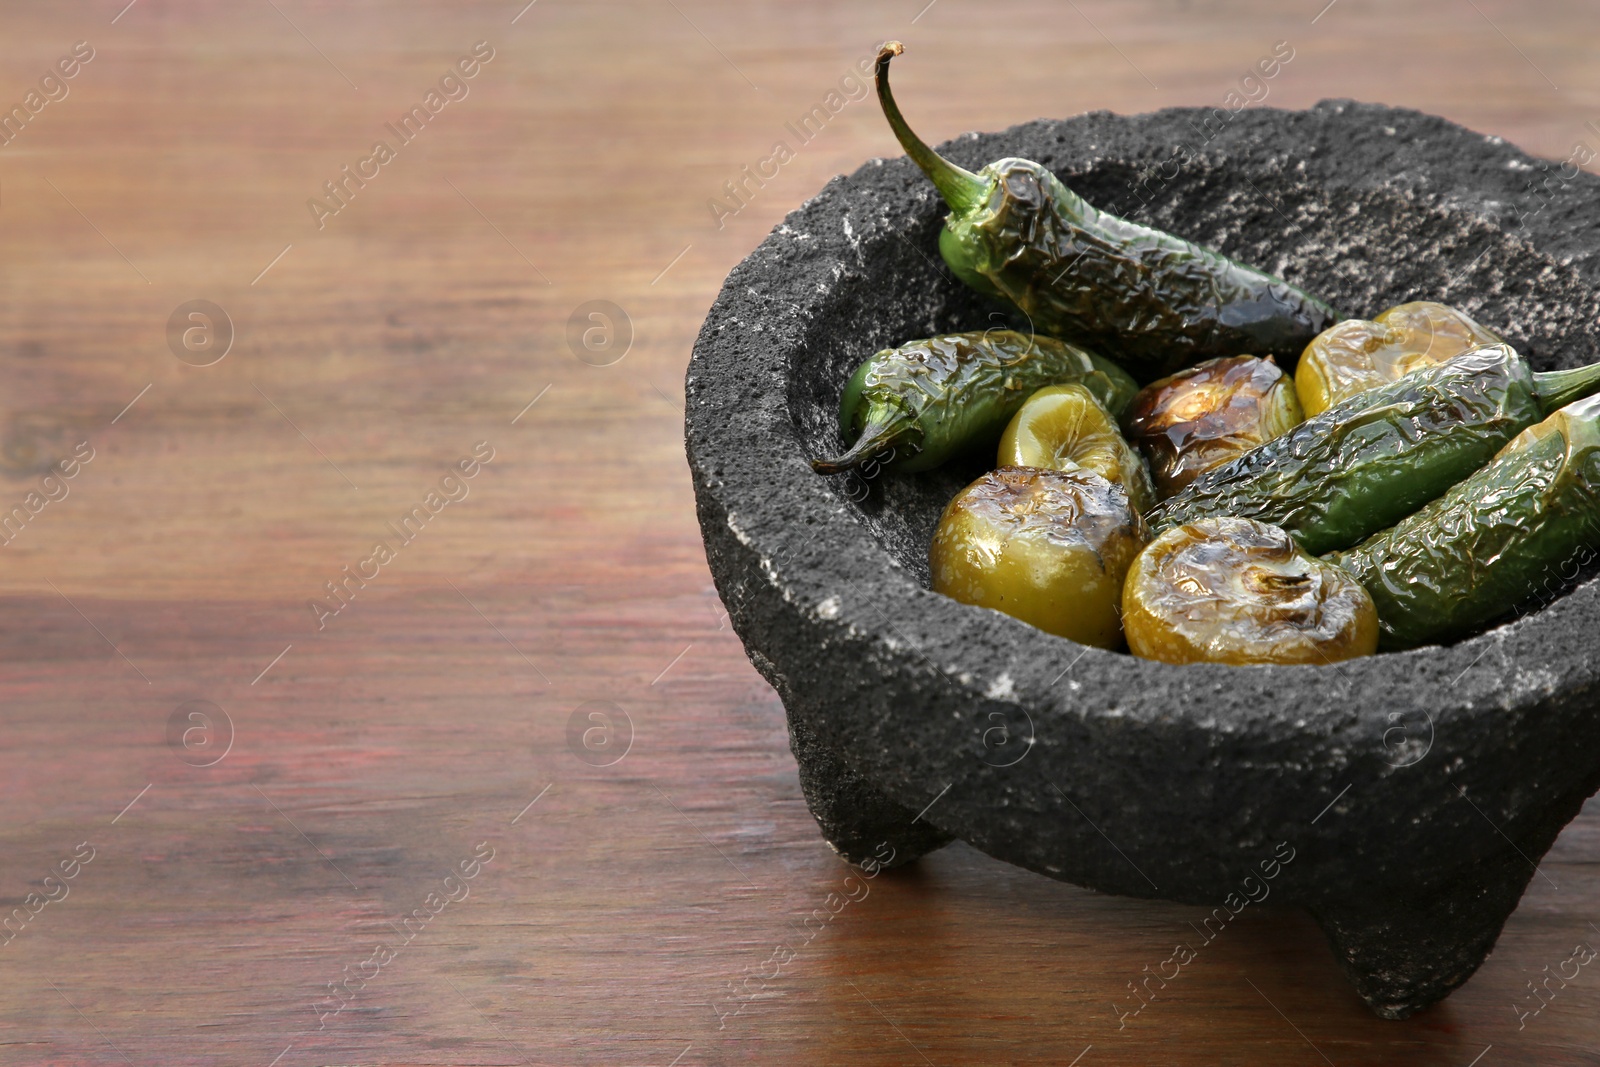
top-left (788, 148), bottom-right (1600, 632)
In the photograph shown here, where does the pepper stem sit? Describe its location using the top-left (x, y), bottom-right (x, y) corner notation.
top-left (875, 42), bottom-right (989, 215)
top-left (811, 403), bottom-right (918, 475)
top-left (1533, 360), bottom-right (1600, 415)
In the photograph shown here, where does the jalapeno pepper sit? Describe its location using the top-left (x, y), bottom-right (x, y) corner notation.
top-left (1146, 344), bottom-right (1600, 556)
top-left (814, 329), bottom-right (1134, 475)
top-left (1296, 301), bottom-right (1502, 416)
top-left (875, 42), bottom-right (1340, 380)
top-left (1330, 395), bottom-right (1600, 649)
top-left (1082, 349), bottom-right (1141, 418)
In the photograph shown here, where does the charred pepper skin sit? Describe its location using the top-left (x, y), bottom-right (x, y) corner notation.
top-left (1082, 350), bottom-right (1141, 418)
top-left (875, 41), bottom-right (1340, 380)
top-left (1146, 344), bottom-right (1600, 556)
top-left (1331, 395), bottom-right (1600, 650)
top-left (815, 329), bottom-right (1132, 475)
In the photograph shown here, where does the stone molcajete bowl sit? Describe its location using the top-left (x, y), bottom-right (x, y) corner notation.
top-left (684, 100), bottom-right (1600, 1019)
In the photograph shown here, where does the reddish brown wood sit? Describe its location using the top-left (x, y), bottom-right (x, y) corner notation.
top-left (1, 1), bottom-right (1598, 1063)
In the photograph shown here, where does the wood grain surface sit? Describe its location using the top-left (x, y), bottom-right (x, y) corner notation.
top-left (2, 1), bottom-right (1599, 1064)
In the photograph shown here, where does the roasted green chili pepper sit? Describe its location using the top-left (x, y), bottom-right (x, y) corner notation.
top-left (1331, 395), bottom-right (1600, 649)
top-left (1146, 344), bottom-right (1600, 555)
top-left (875, 41), bottom-right (1340, 379)
top-left (1082, 350), bottom-right (1140, 418)
top-left (814, 329), bottom-right (1132, 474)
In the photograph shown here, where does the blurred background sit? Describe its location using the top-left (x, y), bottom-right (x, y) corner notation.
top-left (0, 1), bottom-right (1596, 1063)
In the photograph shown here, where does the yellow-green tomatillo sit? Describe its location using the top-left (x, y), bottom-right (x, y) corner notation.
top-left (997, 384), bottom-right (1156, 514)
top-left (1123, 516), bottom-right (1378, 666)
top-left (1295, 301), bottom-right (1502, 417)
top-left (929, 466), bottom-right (1148, 647)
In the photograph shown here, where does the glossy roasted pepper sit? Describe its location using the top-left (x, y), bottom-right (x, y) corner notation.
top-left (814, 329), bottom-right (1135, 475)
top-left (1296, 301), bottom-right (1503, 416)
top-left (875, 42), bottom-right (1340, 380)
top-left (1147, 344), bottom-right (1600, 556)
top-left (929, 466), bottom-right (1147, 647)
top-left (1330, 395), bottom-right (1600, 649)
top-left (1123, 517), bottom-right (1378, 665)
top-left (1082, 349), bottom-right (1141, 418)
top-left (998, 383), bottom-right (1156, 514)
top-left (1123, 355), bottom-right (1303, 499)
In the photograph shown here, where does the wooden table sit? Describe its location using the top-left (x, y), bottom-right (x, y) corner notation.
top-left (2, 1), bottom-right (1598, 1063)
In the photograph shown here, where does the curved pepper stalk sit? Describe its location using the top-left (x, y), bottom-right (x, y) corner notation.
top-left (810, 400), bottom-right (919, 476)
top-left (874, 42), bottom-right (988, 216)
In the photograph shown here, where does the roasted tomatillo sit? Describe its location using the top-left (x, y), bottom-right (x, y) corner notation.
top-left (875, 42), bottom-right (1339, 378)
top-left (998, 384), bottom-right (1156, 514)
top-left (1124, 517), bottom-right (1378, 666)
top-left (1123, 355), bottom-right (1303, 498)
top-left (929, 466), bottom-right (1147, 647)
top-left (1296, 301), bottom-right (1502, 416)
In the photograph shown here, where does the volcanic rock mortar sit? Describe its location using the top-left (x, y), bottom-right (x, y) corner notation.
top-left (685, 100), bottom-right (1600, 1019)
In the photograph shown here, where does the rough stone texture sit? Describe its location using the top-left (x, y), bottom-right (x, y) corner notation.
top-left (684, 100), bottom-right (1600, 1019)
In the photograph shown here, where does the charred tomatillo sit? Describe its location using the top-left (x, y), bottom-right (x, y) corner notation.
top-left (1123, 517), bottom-right (1378, 666)
top-left (1123, 355), bottom-right (1303, 499)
